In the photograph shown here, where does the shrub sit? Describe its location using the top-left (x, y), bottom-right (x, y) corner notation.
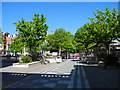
top-left (20, 55), bottom-right (32, 63)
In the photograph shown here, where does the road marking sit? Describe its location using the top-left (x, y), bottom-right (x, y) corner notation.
top-left (80, 63), bottom-right (90, 88)
top-left (67, 66), bottom-right (75, 88)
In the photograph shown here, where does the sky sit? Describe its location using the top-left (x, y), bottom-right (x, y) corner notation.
top-left (2, 2), bottom-right (119, 35)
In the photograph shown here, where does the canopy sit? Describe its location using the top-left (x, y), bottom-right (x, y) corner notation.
top-left (74, 53), bottom-right (80, 56)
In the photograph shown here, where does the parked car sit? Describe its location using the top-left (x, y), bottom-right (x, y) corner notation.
top-left (56, 56), bottom-right (62, 63)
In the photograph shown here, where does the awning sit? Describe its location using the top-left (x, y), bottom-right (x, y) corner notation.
top-left (80, 52), bottom-right (86, 55)
top-left (74, 53), bottom-right (80, 56)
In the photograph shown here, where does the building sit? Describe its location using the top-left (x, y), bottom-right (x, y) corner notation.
top-left (1, 32), bottom-right (17, 55)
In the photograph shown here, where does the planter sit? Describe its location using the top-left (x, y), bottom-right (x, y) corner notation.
top-left (13, 61), bottom-right (40, 67)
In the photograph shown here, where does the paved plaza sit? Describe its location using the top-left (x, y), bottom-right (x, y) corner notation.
top-left (1, 59), bottom-right (90, 88)
top-left (1, 59), bottom-right (119, 89)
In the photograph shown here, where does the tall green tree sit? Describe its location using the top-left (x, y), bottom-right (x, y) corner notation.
top-left (1, 33), bottom-right (7, 55)
top-left (63, 32), bottom-right (75, 52)
top-left (62, 32), bottom-right (75, 58)
top-left (45, 28), bottom-right (75, 56)
top-left (47, 28), bottom-right (66, 55)
top-left (43, 34), bottom-right (57, 51)
top-left (75, 23), bottom-right (93, 53)
top-left (89, 8), bottom-right (120, 54)
top-left (10, 36), bottom-right (24, 53)
top-left (13, 13), bottom-right (48, 61)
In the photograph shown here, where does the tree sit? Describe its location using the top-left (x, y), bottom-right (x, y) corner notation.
top-left (45, 28), bottom-right (75, 57)
top-left (62, 32), bottom-right (76, 58)
top-left (62, 32), bottom-right (75, 51)
top-left (75, 23), bottom-right (93, 53)
top-left (1, 33), bottom-right (7, 55)
top-left (89, 8), bottom-right (120, 54)
top-left (46, 28), bottom-right (66, 55)
top-left (10, 36), bottom-right (24, 53)
top-left (13, 13), bottom-right (48, 61)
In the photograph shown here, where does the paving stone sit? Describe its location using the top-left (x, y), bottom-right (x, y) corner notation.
top-left (58, 80), bottom-right (70, 84)
top-left (43, 83), bottom-right (56, 88)
top-left (55, 84), bottom-right (68, 88)
top-left (50, 78), bottom-right (60, 81)
top-left (39, 80), bottom-right (49, 83)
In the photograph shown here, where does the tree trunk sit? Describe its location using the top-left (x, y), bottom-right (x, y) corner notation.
top-left (29, 46), bottom-right (34, 61)
top-left (105, 43), bottom-right (110, 54)
top-left (85, 45), bottom-right (89, 54)
top-left (59, 48), bottom-right (61, 56)
top-left (67, 50), bottom-right (69, 59)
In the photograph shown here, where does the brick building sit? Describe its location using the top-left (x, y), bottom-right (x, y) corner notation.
top-left (1, 32), bottom-right (17, 55)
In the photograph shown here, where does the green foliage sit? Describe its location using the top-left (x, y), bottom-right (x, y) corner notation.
top-left (62, 32), bottom-right (76, 52)
top-left (1, 34), bottom-right (7, 45)
top-left (10, 36), bottom-right (24, 53)
top-left (89, 8), bottom-right (120, 53)
top-left (13, 13), bottom-right (48, 61)
top-left (20, 55), bottom-right (32, 63)
top-left (75, 8), bottom-right (120, 54)
top-left (53, 28), bottom-right (66, 50)
top-left (44, 28), bottom-right (75, 54)
top-left (75, 23), bottom-right (94, 52)
top-left (2, 38), bottom-right (6, 45)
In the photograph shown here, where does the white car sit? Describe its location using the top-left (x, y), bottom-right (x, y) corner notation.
top-left (56, 56), bottom-right (62, 63)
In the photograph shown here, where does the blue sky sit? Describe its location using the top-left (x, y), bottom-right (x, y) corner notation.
top-left (2, 2), bottom-right (118, 35)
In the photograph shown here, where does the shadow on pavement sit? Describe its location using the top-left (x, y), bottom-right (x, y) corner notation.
top-left (82, 64), bottom-right (120, 88)
top-left (2, 61), bottom-right (86, 89)
top-left (1, 59), bottom-right (19, 68)
top-left (1, 62), bottom-right (13, 68)
top-left (2, 60), bottom-right (120, 89)
top-left (2, 72), bottom-right (71, 89)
